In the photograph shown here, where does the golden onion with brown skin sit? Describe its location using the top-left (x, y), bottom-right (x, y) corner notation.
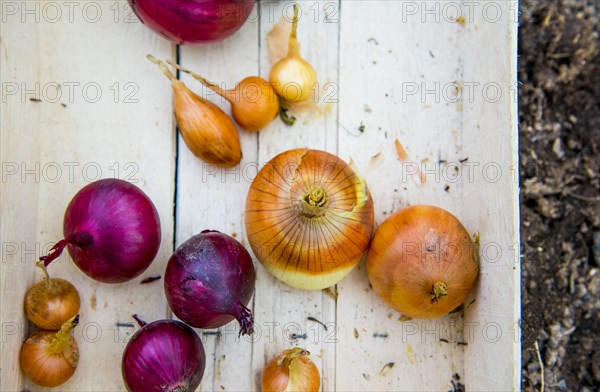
top-left (20, 315), bottom-right (79, 387)
top-left (366, 205), bottom-right (479, 318)
top-left (245, 148), bottom-right (374, 290)
top-left (147, 55), bottom-right (242, 167)
top-left (167, 60), bottom-right (280, 132)
top-left (24, 263), bottom-right (80, 330)
top-left (261, 348), bottom-right (320, 392)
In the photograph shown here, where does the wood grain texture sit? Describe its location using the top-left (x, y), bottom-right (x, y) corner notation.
top-left (1, 3), bottom-right (175, 391)
top-left (1, 1), bottom-right (519, 391)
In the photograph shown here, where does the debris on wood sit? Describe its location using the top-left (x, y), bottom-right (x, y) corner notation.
top-left (307, 316), bottom-right (328, 331)
top-left (379, 362), bottom-right (395, 376)
top-left (140, 275), bottom-right (161, 284)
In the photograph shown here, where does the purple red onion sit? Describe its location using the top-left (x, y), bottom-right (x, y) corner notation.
top-left (41, 179), bottom-right (161, 284)
top-left (122, 317), bottom-right (205, 392)
top-left (164, 230), bottom-right (255, 335)
top-left (128, 0), bottom-right (256, 44)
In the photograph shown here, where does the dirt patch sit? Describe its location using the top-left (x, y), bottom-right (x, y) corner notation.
top-left (519, 0), bottom-right (599, 390)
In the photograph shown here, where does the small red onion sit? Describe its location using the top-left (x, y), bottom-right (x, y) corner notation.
top-left (128, 0), bottom-right (256, 44)
top-left (164, 230), bottom-right (255, 335)
top-left (122, 317), bottom-right (205, 392)
top-left (41, 179), bottom-right (161, 284)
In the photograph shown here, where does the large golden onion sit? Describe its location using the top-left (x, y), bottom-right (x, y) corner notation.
top-left (245, 149), bottom-right (374, 290)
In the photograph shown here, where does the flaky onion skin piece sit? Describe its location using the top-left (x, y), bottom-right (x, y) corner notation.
top-left (245, 149), bottom-right (374, 290)
top-left (366, 205), bottom-right (479, 319)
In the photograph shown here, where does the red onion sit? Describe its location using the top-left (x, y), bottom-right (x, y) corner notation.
top-left (122, 317), bottom-right (205, 392)
top-left (164, 230), bottom-right (255, 335)
top-left (41, 179), bottom-right (161, 284)
top-left (128, 0), bottom-right (256, 44)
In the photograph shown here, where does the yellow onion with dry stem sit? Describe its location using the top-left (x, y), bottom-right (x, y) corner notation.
top-left (147, 55), bottom-right (242, 167)
top-left (24, 262), bottom-right (80, 330)
top-left (269, 4), bottom-right (317, 103)
top-left (167, 60), bottom-right (279, 132)
top-left (261, 348), bottom-right (320, 392)
top-left (366, 205), bottom-right (479, 318)
top-left (245, 149), bottom-right (374, 290)
top-left (20, 315), bottom-right (79, 387)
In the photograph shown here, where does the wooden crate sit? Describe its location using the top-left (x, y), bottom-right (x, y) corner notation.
top-left (1, 1), bottom-right (519, 390)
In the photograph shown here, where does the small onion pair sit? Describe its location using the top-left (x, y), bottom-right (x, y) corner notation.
top-left (122, 230), bottom-right (256, 391)
top-left (245, 149), bottom-right (479, 318)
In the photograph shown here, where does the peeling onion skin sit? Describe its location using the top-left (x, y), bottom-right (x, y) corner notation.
top-left (121, 320), bottom-right (205, 392)
top-left (261, 348), bottom-right (320, 392)
top-left (24, 277), bottom-right (80, 330)
top-left (164, 231), bottom-right (255, 334)
top-left (245, 149), bottom-right (374, 290)
top-left (366, 205), bottom-right (479, 318)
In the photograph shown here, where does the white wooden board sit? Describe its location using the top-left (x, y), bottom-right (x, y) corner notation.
top-left (1, 1), bottom-right (519, 391)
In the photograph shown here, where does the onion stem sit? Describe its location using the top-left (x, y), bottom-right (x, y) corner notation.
top-left (234, 301), bottom-right (254, 337)
top-left (287, 4), bottom-right (301, 57)
top-left (40, 232), bottom-right (93, 267)
top-left (147, 54), bottom-right (178, 83)
top-left (431, 281), bottom-right (448, 303)
top-left (132, 314), bottom-right (147, 327)
top-left (165, 60), bottom-right (227, 98)
top-left (48, 315), bottom-right (79, 355)
top-left (300, 187), bottom-right (328, 217)
top-left (36, 261), bottom-right (51, 288)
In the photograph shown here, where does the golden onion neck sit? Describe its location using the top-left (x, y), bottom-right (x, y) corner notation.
top-left (276, 347), bottom-right (308, 368)
top-left (288, 4), bottom-right (300, 57)
top-left (430, 281), bottom-right (448, 303)
top-left (36, 260), bottom-right (51, 288)
top-left (48, 314), bottom-right (78, 355)
top-left (300, 187), bottom-right (328, 217)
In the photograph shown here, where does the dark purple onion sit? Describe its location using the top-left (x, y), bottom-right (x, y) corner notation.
top-left (128, 0), bottom-right (256, 45)
top-left (122, 318), bottom-right (205, 392)
top-left (41, 179), bottom-right (161, 284)
top-left (164, 230), bottom-right (255, 335)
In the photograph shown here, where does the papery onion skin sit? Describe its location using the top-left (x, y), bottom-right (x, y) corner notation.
top-left (245, 149), bottom-right (374, 290)
top-left (261, 348), bottom-right (320, 392)
top-left (24, 277), bottom-right (80, 330)
top-left (60, 179), bottom-right (161, 283)
top-left (366, 205), bottom-right (479, 319)
top-left (164, 230), bottom-right (255, 334)
top-left (128, 0), bottom-right (256, 45)
top-left (20, 316), bottom-right (79, 388)
top-left (121, 319), bottom-right (205, 392)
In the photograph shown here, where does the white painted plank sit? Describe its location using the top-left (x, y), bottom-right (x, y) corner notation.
top-left (251, 1), bottom-right (340, 391)
top-left (336, 1), bottom-right (516, 390)
top-left (0, 2), bottom-right (175, 391)
top-left (460, 2), bottom-right (521, 390)
top-left (176, 6), bottom-right (259, 392)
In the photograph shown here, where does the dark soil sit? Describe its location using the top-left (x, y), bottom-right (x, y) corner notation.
top-left (519, 0), bottom-right (599, 390)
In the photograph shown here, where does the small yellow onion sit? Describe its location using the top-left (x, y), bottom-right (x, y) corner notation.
top-left (269, 4), bottom-right (317, 103)
top-left (167, 61), bottom-right (279, 132)
top-left (261, 348), bottom-right (320, 392)
top-left (366, 205), bottom-right (479, 318)
top-left (20, 315), bottom-right (79, 387)
top-left (245, 149), bottom-right (374, 290)
top-left (24, 263), bottom-right (80, 330)
top-left (148, 55), bottom-right (242, 167)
